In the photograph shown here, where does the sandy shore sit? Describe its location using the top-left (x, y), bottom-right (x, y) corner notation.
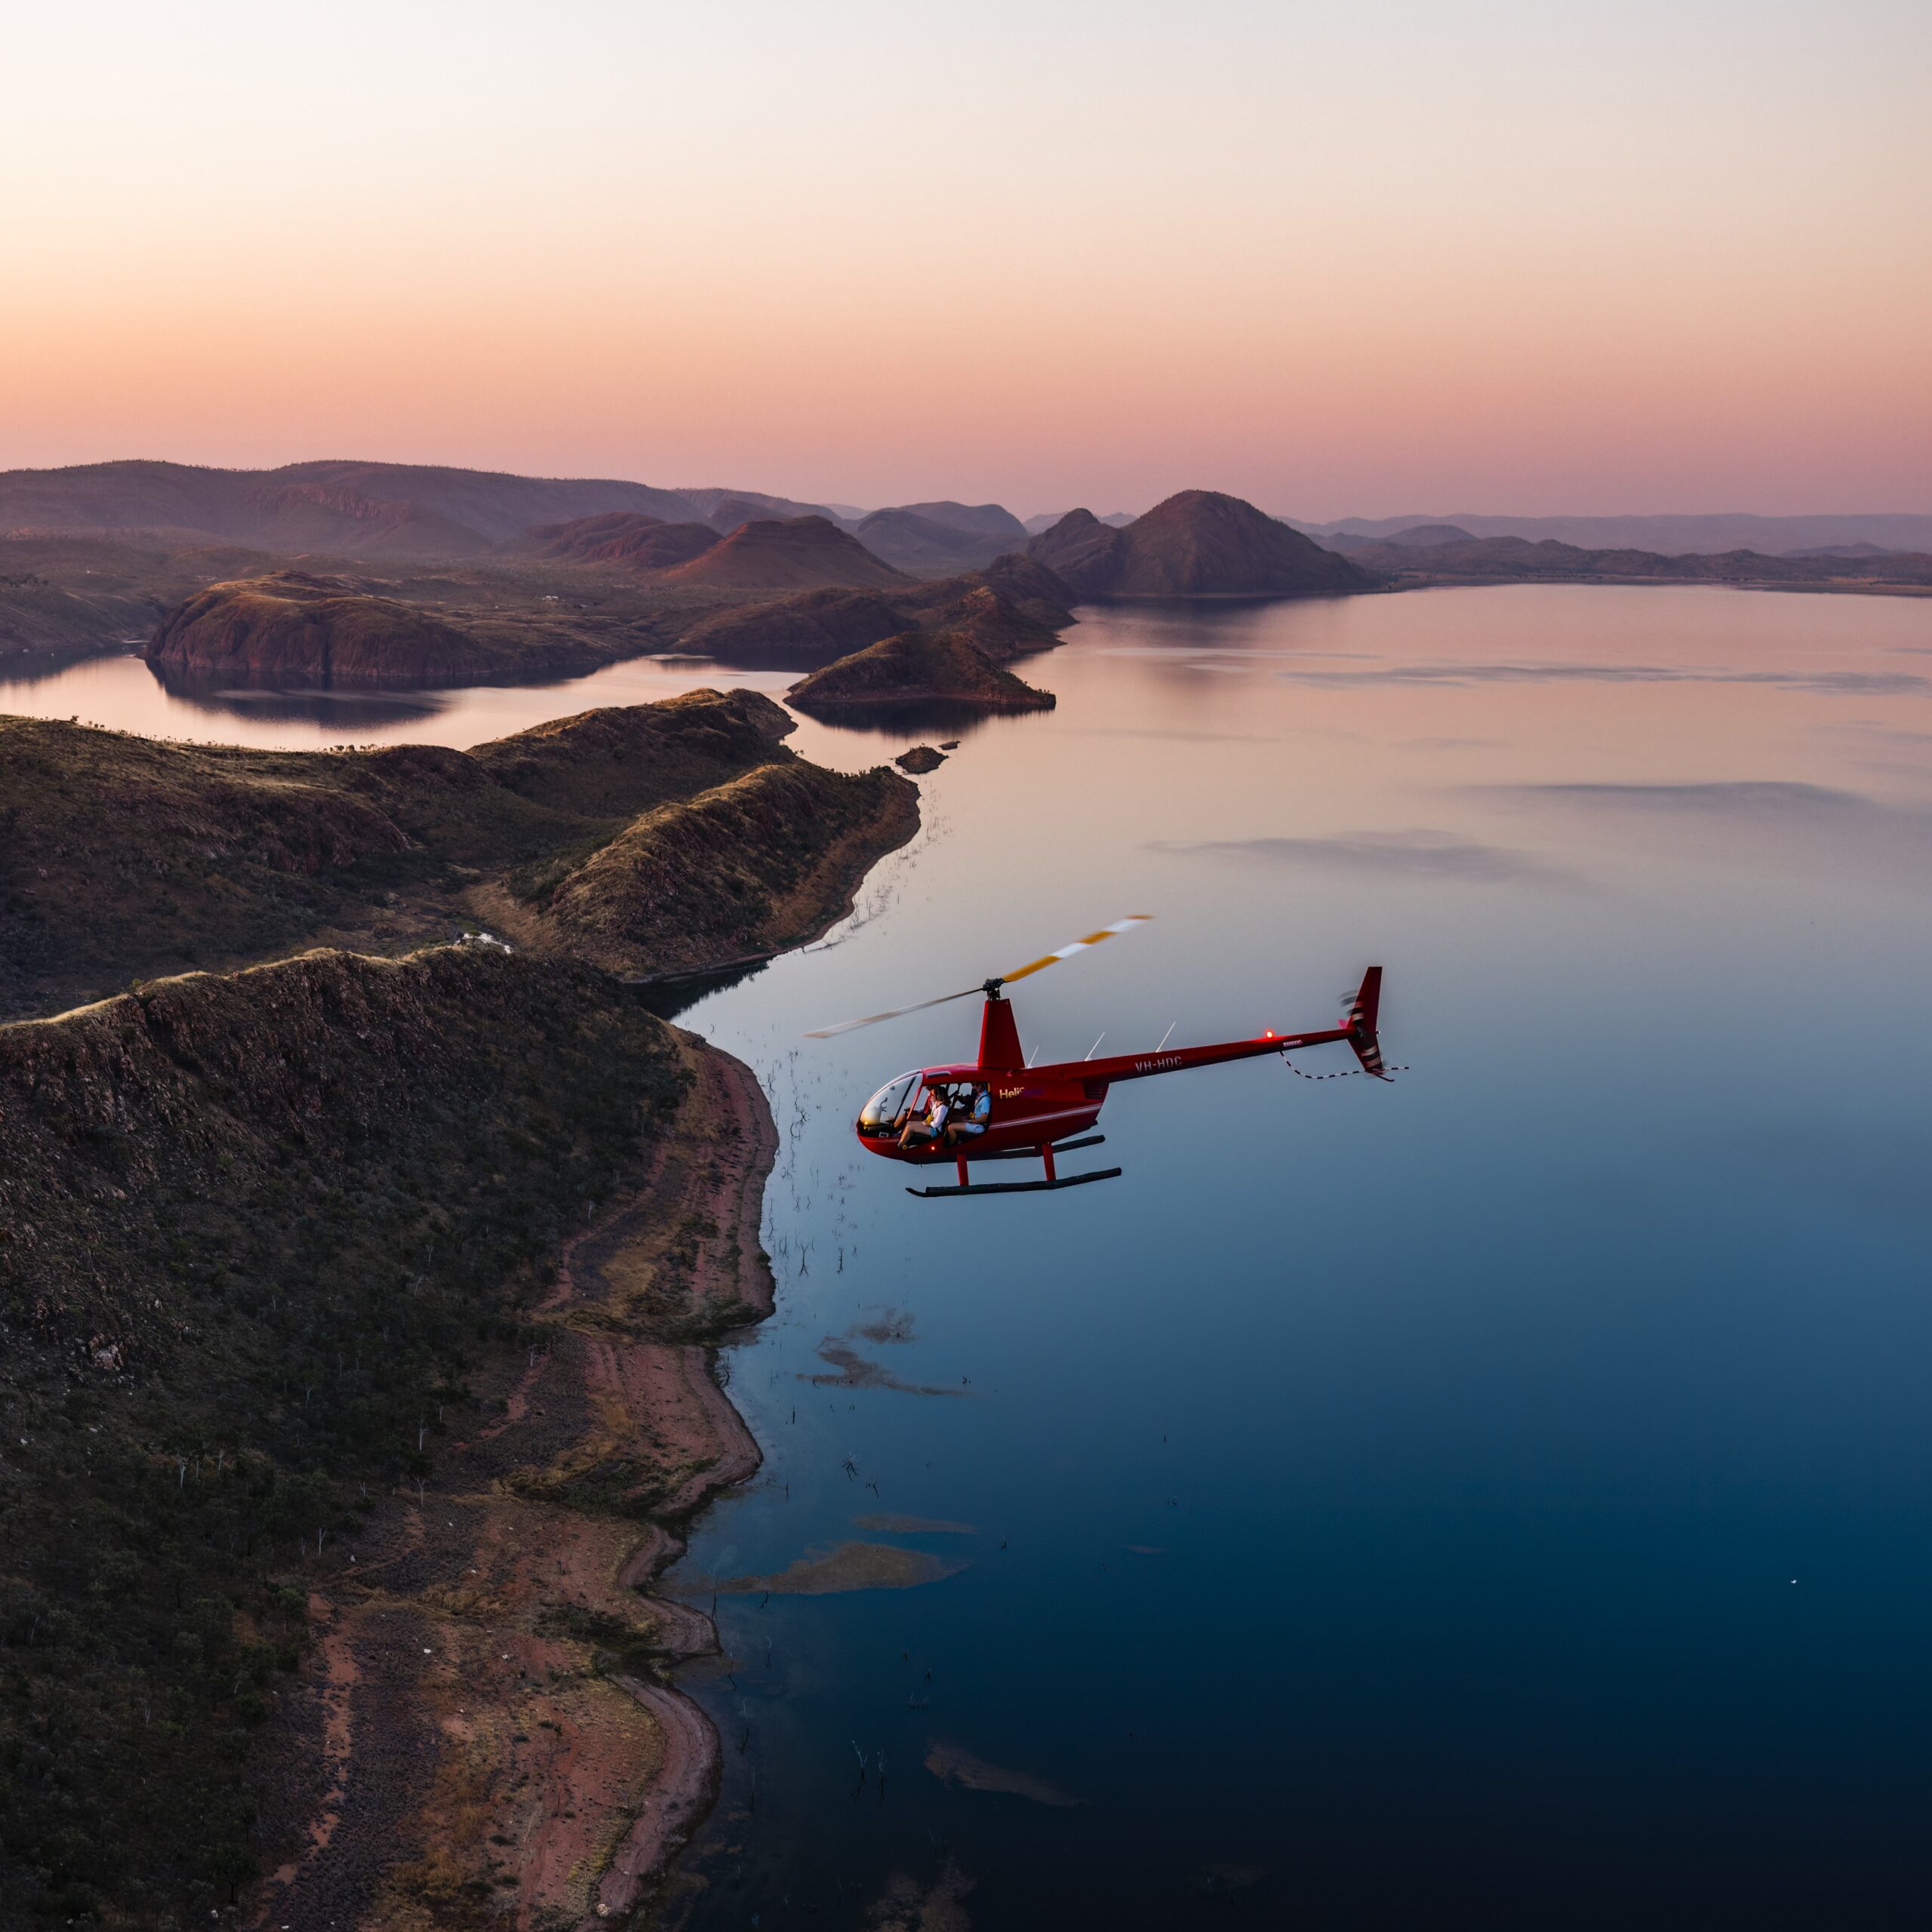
top-left (248, 1035), bottom-right (781, 1931)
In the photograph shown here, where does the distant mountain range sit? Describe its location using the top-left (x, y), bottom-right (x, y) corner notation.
top-left (8, 459), bottom-right (1926, 607)
top-left (1293, 511), bottom-right (1932, 558)
top-left (1326, 531), bottom-right (1932, 589)
top-left (0, 460), bottom-right (1063, 577)
top-left (0, 460), bottom-right (712, 556)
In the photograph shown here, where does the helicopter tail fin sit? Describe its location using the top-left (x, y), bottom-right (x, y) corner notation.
top-left (1345, 966), bottom-right (1387, 1078)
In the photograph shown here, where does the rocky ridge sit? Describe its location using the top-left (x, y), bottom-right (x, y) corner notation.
top-left (786, 628), bottom-right (1057, 717)
top-left (0, 688), bottom-right (858, 1020)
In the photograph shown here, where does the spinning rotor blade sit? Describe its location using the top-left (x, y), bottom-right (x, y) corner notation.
top-left (803, 915), bottom-right (1152, 1039)
top-left (1000, 915), bottom-right (1152, 985)
top-left (803, 984), bottom-right (983, 1039)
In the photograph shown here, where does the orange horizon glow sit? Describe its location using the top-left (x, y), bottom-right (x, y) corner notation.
top-left (4, 1), bottom-right (1928, 519)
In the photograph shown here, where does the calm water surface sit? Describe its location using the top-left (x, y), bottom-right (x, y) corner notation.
top-left (11, 587), bottom-right (1931, 1926)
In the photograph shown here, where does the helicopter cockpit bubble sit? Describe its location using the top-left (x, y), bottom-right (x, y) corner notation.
top-left (858, 1072), bottom-right (921, 1133)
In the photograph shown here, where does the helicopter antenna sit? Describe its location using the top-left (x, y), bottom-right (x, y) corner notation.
top-left (804, 917), bottom-right (1151, 1038)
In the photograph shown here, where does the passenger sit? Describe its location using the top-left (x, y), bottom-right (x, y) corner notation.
top-left (898, 1087), bottom-right (950, 1150)
top-left (946, 1087), bottom-right (992, 1142)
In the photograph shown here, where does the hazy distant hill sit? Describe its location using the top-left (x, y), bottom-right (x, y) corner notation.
top-left (1027, 509), bottom-right (1135, 588)
top-left (529, 511), bottom-right (721, 569)
top-left (659, 515), bottom-right (907, 590)
top-left (1023, 509), bottom-right (1136, 536)
top-left (854, 508), bottom-right (1009, 572)
top-left (1031, 491), bottom-right (1368, 597)
top-left (891, 501), bottom-right (1030, 543)
top-left (673, 486), bottom-right (845, 528)
top-left (1383, 523), bottom-right (1478, 548)
top-left (1789, 542), bottom-right (1899, 558)
top-left (1296, 510), bottom-right (1932, 557)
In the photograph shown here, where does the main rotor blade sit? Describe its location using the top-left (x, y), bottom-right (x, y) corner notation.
top-left (1000, 915), bottom-right (1152, 985)
top-left (802, 915), bottom-right (1152, 1038)
top-left (804, 984), bottom-right (982, 1039)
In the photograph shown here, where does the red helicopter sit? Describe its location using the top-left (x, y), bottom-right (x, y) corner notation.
top-left (807, 918), bottom-right (1390, 1198)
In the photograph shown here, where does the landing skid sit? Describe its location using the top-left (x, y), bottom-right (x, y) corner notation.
top-left (907, 1165), bottom-right (1122, 1199)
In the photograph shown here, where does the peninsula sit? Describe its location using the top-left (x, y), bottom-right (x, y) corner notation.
top-left (0, 691), bottom-right (916, 1929)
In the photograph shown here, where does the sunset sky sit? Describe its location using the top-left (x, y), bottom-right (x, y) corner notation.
top-left (5, 0), bottom-right (1927, 518)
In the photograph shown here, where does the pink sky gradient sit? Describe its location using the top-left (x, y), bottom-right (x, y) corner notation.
top-left (4, 1), bottom-right (1927, 518)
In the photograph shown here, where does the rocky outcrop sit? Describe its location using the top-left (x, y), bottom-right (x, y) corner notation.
top-left (658, 515), bottom-right (908, 591)
top-left (786, 629), bottom-right (1057, 717)
top-left (1028, 490), bottom-right (1370, 597)
top-left (143, 570), bottom-right (614, 686)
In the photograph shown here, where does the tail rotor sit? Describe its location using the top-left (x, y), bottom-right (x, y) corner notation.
top-left (1344, 965), bottom-right (1387, 1078)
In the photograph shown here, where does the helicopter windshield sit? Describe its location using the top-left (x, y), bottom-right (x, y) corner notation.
top-left (858, 1072), bottom-right (921, 1132)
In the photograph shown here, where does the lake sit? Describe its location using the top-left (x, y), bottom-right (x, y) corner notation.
top-left (10, 584), bottom-right (1931, 1926)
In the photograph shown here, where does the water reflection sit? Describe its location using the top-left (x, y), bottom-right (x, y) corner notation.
top-left (146, 675), bottom-right (456, 733)
top-left (8, 587), bottom-right (1932, 1924)
top-left (654, 584), bottom-right (1932, 1931)
top-left (0, 647), bottom-right (798, 753)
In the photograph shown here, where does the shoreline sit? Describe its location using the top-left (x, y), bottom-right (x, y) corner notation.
top-left (574, 1038), bottom-right (781, 1926)
top-left (240, 769), bottom-right (921, 1924)
top-left (246, 1034), bottom-right (785, 1930)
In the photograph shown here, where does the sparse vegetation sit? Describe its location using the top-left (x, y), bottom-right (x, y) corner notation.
top-left (0, 946), bottom-right (688, 1925)
top-left (0, 688), bottom-right (830, 1020)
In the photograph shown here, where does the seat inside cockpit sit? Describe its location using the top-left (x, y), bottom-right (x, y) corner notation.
top-left (857, 1072), bottom-right (990, 1140)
